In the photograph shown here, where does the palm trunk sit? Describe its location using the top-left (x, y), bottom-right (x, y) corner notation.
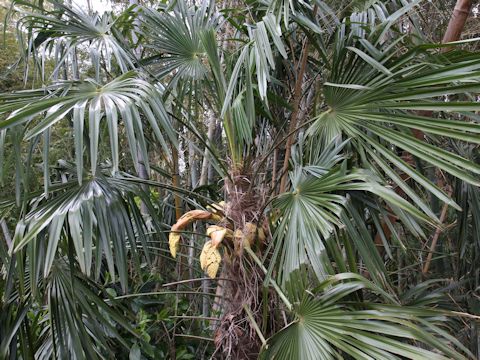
top-left (213, 170), bottom-right (266, 359)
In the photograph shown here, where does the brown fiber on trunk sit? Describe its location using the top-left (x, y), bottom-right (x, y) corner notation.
top-left (212, 170), bottom-right (271, 359)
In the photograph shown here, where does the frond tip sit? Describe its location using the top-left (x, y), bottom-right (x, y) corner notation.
top-left (200, 240), bottom-right (221, 279)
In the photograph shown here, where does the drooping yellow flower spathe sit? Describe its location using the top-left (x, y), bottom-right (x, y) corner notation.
top-left (169, 232), bottom-right (181, 258)
top-left (200, 240), bottom-right (222, 278)
top-left (168, 210), bottom-right (214, 257)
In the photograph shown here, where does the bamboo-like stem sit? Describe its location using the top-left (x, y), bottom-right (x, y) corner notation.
top-left (442, 0), bottom-right (472, 45)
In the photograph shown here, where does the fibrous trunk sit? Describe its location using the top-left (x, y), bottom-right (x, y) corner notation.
top-left (213, 169), bottom-right (269, 359)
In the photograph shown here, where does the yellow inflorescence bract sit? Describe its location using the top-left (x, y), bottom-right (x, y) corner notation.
top-left (200, 240), bottom-right (221, 278)
top-left (169, 232), bottom-right (181, 258)
top-left (207, 225), bottom-right (228, 247)
top-left (168, 210), bottom-right (214, 258)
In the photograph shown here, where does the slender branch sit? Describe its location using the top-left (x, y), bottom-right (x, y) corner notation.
top-left (279, 5), bottom-right (318, 193)
top-left (243, 303), bottom-right (267, 346)
top-left (170, 315), bottom-right (220, 321)
top-left (449, 311), bottom-right (480, 320)
top-left (114, 291), bottom-right (221, 300)
top-left (422, 189), bottom-right (452, 274)
top-left (163, 277), bottom-right (233, 287)
top-left (174, 334), bottom-right (214, 342)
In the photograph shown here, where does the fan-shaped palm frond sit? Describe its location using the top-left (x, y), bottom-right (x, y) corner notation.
top-left (2, 0), bottom-right (479, 358)
top-left (40, 261), bottom-right (139, 360)
top-left (141, 1), bottom-right (217, 83)
top-left (309, 30), bottom-right (480, 209)
top-left (1, 259), bottom-right (142, 360)
top-left (11, 0), bottom-right (137, 79)
top-left (269, 134), bottom-right (434, 285)
top-left (261, 273), bottom-right (473, 359)
top-left (0, 71), bottom-right (175, 181)
top-left (8, 168), bottom-right (165, 291)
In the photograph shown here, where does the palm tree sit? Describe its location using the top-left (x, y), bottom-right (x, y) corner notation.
top-left (1, 0), bottom-right (479, 358)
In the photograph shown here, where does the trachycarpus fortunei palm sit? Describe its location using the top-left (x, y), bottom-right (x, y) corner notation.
top-left (1, 0), bottom-right (480, 359)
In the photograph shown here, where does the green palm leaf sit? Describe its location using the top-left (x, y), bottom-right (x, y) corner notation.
top-left (261, 273), bottom-right (472, 360)
top-left (12, 0), bottom-right (137, 78)
top-left (141, 2), bottom-right (215, 82)
top-left (0, 71), bottom-right (175, 179)
top-left (272, 137), bottom-right (434, 285)
top-left (9, 172), bottom-right (161, 291)
top-left (309, 31), bottom-right (480, 209)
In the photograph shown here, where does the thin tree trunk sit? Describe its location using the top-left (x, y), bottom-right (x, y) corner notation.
top-left (278, 5), bottom-right (318, 193)
top-left (199, 111), bottom-right (216, 186)
top-left (442, 0), bottom-right (473, 45)
top-left (188, 137), bottom-right (198, 281)
top-left (278, 35), bottom-right (312, 194)
top-left (200, 113), bottom-right (215, 318)
top-left (172, 148), bottom-right (183, 221)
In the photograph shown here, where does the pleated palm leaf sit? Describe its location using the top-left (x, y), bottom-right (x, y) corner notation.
top-left (261, 273), bottom-right (473, 359)
top-left (311, 29), bottom-right (480, 196)
top-left (270, 135), bottom-right (433, 286)
top-left (0, 71), bottom-right (176, 192)
top-left (11, 0), bottom-right (137, 79)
